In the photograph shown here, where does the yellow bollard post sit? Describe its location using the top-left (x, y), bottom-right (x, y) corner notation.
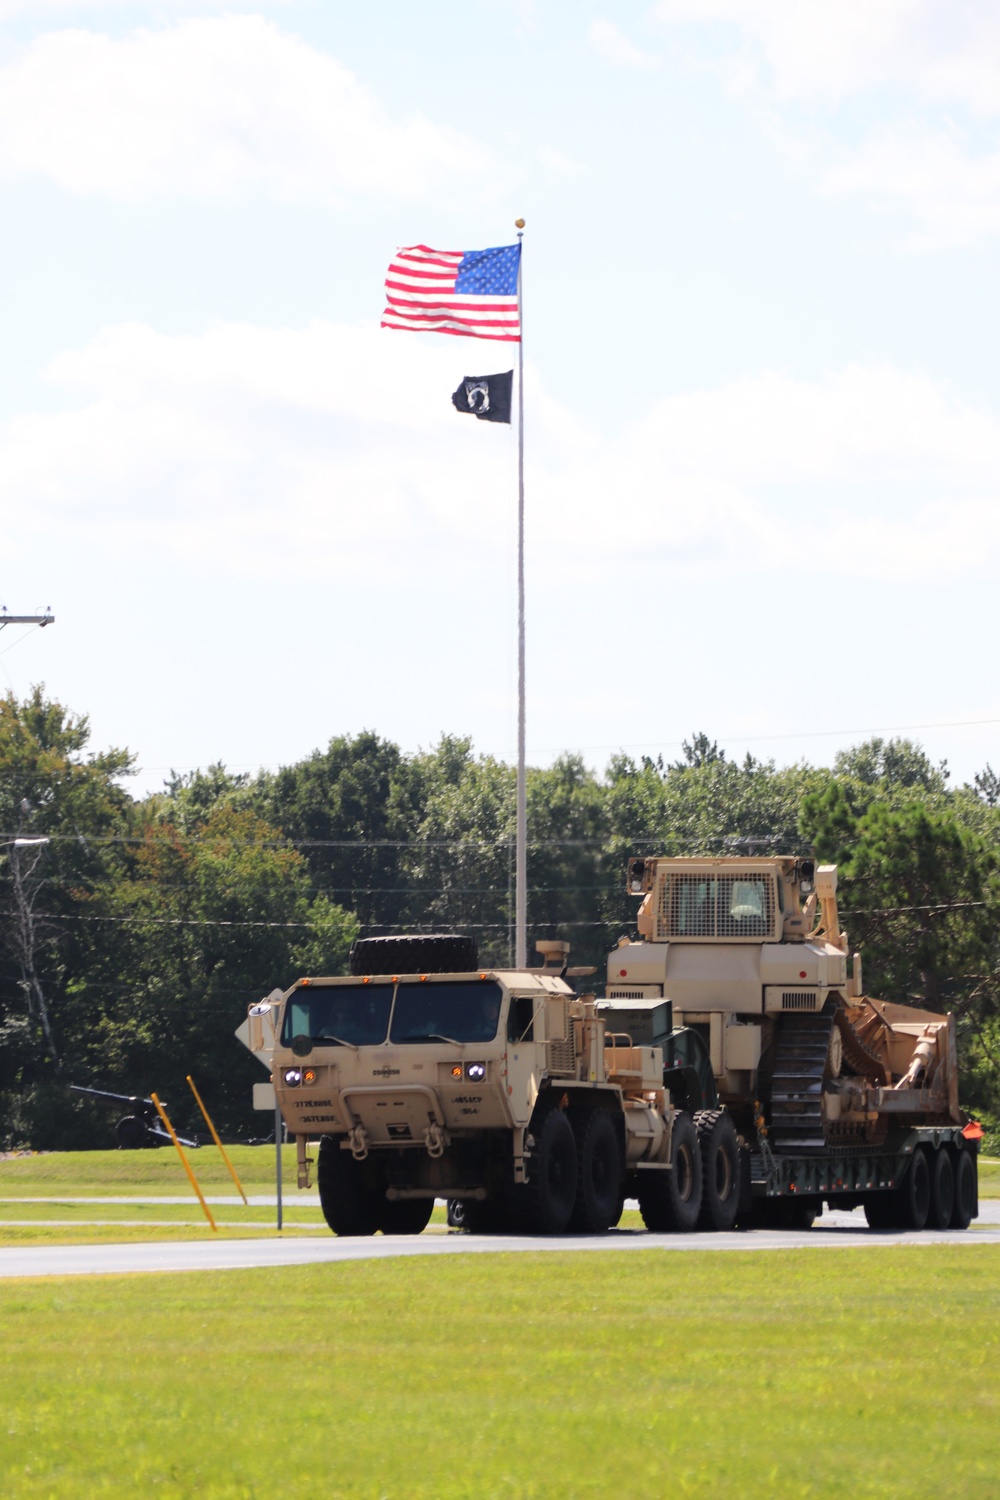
top-left (150, 1092), bottom-right (217, 1232)
top-left (186, 1075), bottom-right (248, 1205)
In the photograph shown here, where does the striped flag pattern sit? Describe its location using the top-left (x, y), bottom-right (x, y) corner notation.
top-left (381, 243), bottom-right (521, 341)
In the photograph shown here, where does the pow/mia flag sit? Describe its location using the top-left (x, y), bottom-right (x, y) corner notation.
top-left (451, 370), bottom-right (513, 424)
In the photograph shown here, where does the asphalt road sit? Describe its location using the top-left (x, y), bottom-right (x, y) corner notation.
top-left (2, 1204), bottom-right (998, 1280)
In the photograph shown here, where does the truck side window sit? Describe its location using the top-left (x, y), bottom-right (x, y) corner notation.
top-left (507, 996), bottom-right (534, 1043)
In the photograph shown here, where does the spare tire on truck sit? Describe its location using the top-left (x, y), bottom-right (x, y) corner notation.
top-left (350, 934), bottom-right (478, 975)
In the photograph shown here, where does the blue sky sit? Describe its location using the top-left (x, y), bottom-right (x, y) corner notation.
top-left (1, 0), bottom-right (999, 793)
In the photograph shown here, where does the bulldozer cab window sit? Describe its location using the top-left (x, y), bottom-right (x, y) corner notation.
top-left (667, 873), bottom-right (774, 938)
top-left (282, 984), bottom-right (392, 1047)
top-left (390, 980), bottom-right (504, 1044)
top-left (719, 876), bottom-right (771, 937)
top-left (674, 878), bottom-right (714, 936)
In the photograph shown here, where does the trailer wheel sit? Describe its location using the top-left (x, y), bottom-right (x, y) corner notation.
top-left (694, 1109), bottom-right (740, 1232)
top-left (379, 1198), bottom-right (434, 1235)
top-left (569, 1110), bottom-right (621, 1233)
top-left (754, 1199), bottom-right (818, 1230)
top-left (317, 1135), bottom-right (380, 1236)
top-left (525, 1107), bottom-right (578, 1234)
top-left (637, 1112), bottom-right (702, 1233)
top-left (928, 1147), bottom-right (954, 1230)
top-left (901, 1147), bottom-right (931, 1231)
top-left (951, 1149), bottom-right (977, 1230)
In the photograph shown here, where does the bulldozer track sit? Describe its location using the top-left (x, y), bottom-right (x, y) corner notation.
top-left (770, 999), bottom-right (837, 1154)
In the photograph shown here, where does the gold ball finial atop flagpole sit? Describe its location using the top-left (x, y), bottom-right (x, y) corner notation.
top-left (515, 218), bottom-right (525, 229)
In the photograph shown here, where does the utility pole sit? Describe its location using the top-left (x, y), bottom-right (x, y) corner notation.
top-left (0, 610), bottom-right (54, 629)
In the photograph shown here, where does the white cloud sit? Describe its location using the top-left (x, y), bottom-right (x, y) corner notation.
top-left (0, 321), bottom-right (522, 579)
top-left (3, 323), bottom-right (1000, 588)
top-left (653, 1), bottom-right (1000, 245)
top-left (537, 145), bottom-right (586, 176)
top-left (541, 363), bottom-right (1000, 581)
top-left (0, 15), bottom-right (496, 202)
top-left (0, 0), bottom-right (285, 15)
top-left (588, 19), bottom-right (657, 69)
top-left (654, 0), bottom-right (1000, 111)
top-left (822, 125), bottom-right (1000, 248)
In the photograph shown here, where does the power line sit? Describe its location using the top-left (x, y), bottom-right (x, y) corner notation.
top-left (0, 832), bottom-right (648, 849)
top-left (32, 912), bottom-right (323, 930)
top-left (124, 713), bottom-right (1000, 776)
top-left (29, 897), bottom-right (994, 930)
top-left (31, 911), bottom-right (621, 930)
top-left (4, 868), bottom-right (623, 897)
top-left (848, 900), bottom-right (989, 916)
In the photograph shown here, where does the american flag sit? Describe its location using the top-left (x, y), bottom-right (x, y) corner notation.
top-left (381, 243), bottom-right (521, 341)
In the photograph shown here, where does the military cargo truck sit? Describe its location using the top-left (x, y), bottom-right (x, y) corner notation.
top-left (258, 932), bottom-right (732, 1236)
top-left (255, 856), bottom-right (979, 1237)
top-left (606, 855), bottom-right (980, 1231)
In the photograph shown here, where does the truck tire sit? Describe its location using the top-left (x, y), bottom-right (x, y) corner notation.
top-left (461, 1197), bottom-right (508, 1234)
top-left (694, 1109), bottom-right (740, 1232)
top-left (458, 1199), bottom-right (487, 1232)
top-left (637, 1112), bottom-right (702, 1233)
top-left (317, 1136), bottom-right (380, 1236)
top-left (349, 934), bottom-right (477, 976)
top-left (928, 1146), bottom-right (954, 1230)
top-left (379, 1198), bottom-right (434, 1235)
top-left (901, 1148), bottom-right (931, 1231)
top-left (525, 1107), bottom-right (577, 1234)
top-left (569, 1110), bottom-right (622, 1233)
top-left (951, 1149), bottom-right (977, 1230)
top-left (864, 1193), bottom-right (897, 1230)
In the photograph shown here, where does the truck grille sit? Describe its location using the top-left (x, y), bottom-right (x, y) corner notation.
top-left (548, 1036), bottom-right (576, 1075)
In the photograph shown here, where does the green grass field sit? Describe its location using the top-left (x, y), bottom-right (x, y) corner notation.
top-left (0, 1146), bottom-right (326, 1245)
top-left (0, 1145), bottom-right (304, 1197)
top-left (0, 1151), bottom-right (995, 1247)
top-left (0, 1245), bottom-right (997, 1499)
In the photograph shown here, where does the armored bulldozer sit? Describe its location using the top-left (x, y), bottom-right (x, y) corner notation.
top-left (258, 933), bottom-right (741, 1237)
top-left (605, 856), bottom-right (979, 1230)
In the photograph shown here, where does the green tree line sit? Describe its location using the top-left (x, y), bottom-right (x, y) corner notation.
top-left (2, 690), bottom-right (998, 1147)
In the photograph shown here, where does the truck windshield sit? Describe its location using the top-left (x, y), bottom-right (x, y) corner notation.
top-left (389, 981), bottom-right (503, 1044)
top-left (281, 984), bottom-right (393, 1047)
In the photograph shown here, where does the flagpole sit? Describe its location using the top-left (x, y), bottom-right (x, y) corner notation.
top-left (514, 217), bottom-right (527, 968)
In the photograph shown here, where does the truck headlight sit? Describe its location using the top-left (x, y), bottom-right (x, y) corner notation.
top-left (466, 1062), bottom-right (486, 1082)
top-left (283, 1067), bottom-right (303, 1087)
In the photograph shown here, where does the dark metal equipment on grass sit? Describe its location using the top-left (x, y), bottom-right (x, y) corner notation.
top-left (71, 1084), bottom-right (200, 1149)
